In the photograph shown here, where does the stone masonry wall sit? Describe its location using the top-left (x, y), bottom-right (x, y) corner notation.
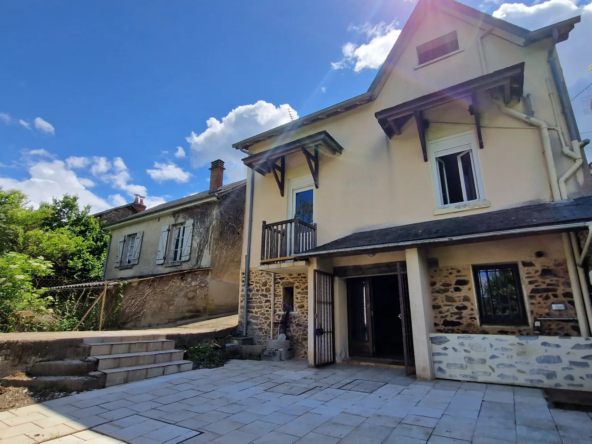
top-left (238, 269), bottom-right (309, 359)
top-left (430, 334), bottom-right (592, 391)
top-left (120, 269), bottom-right (212, 328)
top-left (431, 259), bottom-right (579, 336)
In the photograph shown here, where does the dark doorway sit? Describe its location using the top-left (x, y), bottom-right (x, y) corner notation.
top-left (372, 275), bottom-right (404, 359)
top-left (347, 274), bottom-right (404, 363)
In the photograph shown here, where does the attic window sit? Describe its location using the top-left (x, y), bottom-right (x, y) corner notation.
top-left (417, 31), bottom-right (459, 65)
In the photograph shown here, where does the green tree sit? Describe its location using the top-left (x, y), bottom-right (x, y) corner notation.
top-left (39, 194), bottom-right (109, 281)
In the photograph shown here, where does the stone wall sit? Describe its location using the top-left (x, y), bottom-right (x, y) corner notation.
top-left (430, 333), bottom-right (592, 391)
top-left (120, 269), bottom-right (218, 328)
top-left (238, 269), bottom-right (309, 359)
top-left (430, 259), bottom-right (579, 336)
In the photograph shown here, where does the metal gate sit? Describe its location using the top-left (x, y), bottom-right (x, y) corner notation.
top-left (313, 270), bottom-right (335, 367)
top-left (397, 263), bottom-right (416, 376)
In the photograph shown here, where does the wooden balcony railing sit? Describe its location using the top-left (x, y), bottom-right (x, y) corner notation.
top-left (261, 217), bottom-right (317, 262)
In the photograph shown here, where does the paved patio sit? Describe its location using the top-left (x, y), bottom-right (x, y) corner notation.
top-left (1, 360), bottom-right (591, 444)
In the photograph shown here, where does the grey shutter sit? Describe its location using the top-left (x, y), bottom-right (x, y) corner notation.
top-left (156, 225), bottom-right (169, 265)
top-left (131, 231), bottom-right (143, 265)
top-left (180, 219), bottom-right (194, 262)
top-left (114, 236), bottom-right (125, 268)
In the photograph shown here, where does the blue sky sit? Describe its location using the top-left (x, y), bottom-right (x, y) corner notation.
top-left (1, 0), bottom-right (590, 212)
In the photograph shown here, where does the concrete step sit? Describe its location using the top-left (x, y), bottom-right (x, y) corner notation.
top-left (83, 334), bottom-right (167, 344)
top-left (101, 360), bottom-right (193, 387)
top-left (28, 359), bottom-right (98, 376)
top-left (1, 373), bottom-right (105, 391)
top-left (88, 339), bottom-right (175, 356)
top-left (94, 349), bottom-right (185, 370)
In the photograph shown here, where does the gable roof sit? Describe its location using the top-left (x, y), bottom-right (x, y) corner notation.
top-left (294, 196), bottom-right (592, 258)
top-left (232, 0), bottom-right (580, 151)
top-left (103, 179), bottom-right (246, 229)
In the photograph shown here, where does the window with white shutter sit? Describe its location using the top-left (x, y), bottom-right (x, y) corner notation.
top-left (156, 225), bottom-right (170, 265)
top-left (169, 219), bottom-right (194, 263)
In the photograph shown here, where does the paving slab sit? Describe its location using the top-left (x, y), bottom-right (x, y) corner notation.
top-left (2, 359), bottom-right (589, 443)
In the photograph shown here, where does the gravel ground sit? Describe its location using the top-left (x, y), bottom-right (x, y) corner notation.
top-left (0, 386), bottom-right (71, 412)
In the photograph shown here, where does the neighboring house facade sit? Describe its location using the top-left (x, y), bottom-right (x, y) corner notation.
top-left (103, 160), bottom-right (246, 328)
top-left (234, 0), bottom-right (592, 390)
top-left (93, 197), bottom-right (147, 224)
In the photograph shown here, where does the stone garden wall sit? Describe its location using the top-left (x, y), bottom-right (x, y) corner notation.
top-left (430, 259), bottom-right (579, 336)
top-left (238, 269), bottom-right (309, 359)
top-left (430, 334), bottom-right (592, 391)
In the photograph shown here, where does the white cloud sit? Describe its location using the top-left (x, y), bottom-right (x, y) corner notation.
top-left (19, 119), bottom-right (31, 129)
top-left (186, 100), bottom-right (297, 182)
top-left (109, 194), bottom-right (127, 207)
top-left (0, 113), bottom-right (10, 124)
top-left (321, 87), bottom-right (327, 93)
top-left (147, 162), bottom-right (192, 183)
top-left (34, 117), bottom-right (55, 135)
top-left (174, 146), bottom-right (186, 158)
top-left (27, 149), bottom-right (53, 158)
top-left (332, 22), bottom-right (402, 72)
top-left (90, 157), bottom-right (112, 175)
top-left (66, 156), bottom-right (90, 169)
top-left (0, 159), bottom-right (111, 212)
top-left (78, 178), bottom-right (95, 188)
top-left (493, 0), bottom-right (592, 87)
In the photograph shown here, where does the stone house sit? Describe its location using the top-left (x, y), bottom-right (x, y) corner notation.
top-left (234, 0), bottom-right (592, 391)
top-left (93, 197), bottom-right (147, 225)
top-left (103, 160), bottom-right (245, 328)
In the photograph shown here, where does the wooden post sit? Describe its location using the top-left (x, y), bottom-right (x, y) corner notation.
top-left (99, 281), bottom-right (108, 331)
top-left (73, 286), bottom-right (106, 331)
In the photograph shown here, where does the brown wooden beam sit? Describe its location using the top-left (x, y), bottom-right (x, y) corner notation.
top-left (470, 92), bottom-right (484, 149)
top-left (301, 145), bottom-right (319, 188)
top-left (414, 110), bottom-right (428, 162)
top-left (269, 156), bottom-right (285, 197)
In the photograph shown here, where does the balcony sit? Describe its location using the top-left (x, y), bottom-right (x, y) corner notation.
top-left (261, 217), bottom-right (317, 264)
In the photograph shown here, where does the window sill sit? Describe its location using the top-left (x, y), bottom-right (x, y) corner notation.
top-left (117, 265), bottom-right (134, 270)
top-left (165, 262), bottom-right (182, 268)
top-left (415, 49), bottom-right (464, 70)
top-left (434, 200), bottom-right (490, 215)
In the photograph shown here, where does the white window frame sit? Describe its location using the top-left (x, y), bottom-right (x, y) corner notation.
top-left (428, 131), bottom-right (486, 210)
top-left (287, 176), bottom-right (315, 222)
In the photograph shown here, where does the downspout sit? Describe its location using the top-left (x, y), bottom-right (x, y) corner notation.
top-left (495, 100), bottom-right (591, 336)
top-left (101, 233), bottom-right (112, 282)
top-left (240, 146), bottom-right (255, 336)
top-left (547, 29), bottom-right (581, 142)
top-left (477, 28), bottom-right (493, 75)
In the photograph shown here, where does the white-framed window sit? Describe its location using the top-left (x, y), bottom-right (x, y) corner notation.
top-left (287, 176), bottom-right (314, 223)
top-left (429, 131), bottom-right (485, 209)
top-left (155, 219), bottom-right (194, 265)
top-left (114, 231), bottom-right (143, 268)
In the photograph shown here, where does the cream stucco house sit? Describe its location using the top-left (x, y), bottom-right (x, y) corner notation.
top-left (233, 0), bottom-right (592, 389)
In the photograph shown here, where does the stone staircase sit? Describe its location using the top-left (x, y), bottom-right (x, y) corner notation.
top-left (85, 334), bottom-right (193, 387)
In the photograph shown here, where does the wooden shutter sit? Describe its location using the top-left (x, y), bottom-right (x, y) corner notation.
top-left (131, 231), bottom-right (143, 265)
top-left (156, 225), bottom-right (169, 265)
top-left (180, 219), bottom-right (194, 262)
top-left (114, 236), bottom-right (125, 268)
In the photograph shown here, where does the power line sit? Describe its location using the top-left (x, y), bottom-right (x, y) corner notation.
top-left (571, 82), bottom-right (592, 101)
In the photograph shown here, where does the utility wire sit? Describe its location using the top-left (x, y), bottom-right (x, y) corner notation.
top-left (571, 82), bottom-right (592, 102)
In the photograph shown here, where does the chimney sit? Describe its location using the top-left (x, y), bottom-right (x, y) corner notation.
top-left (133, 194), bottom-right (147, 212)
top-left (209, 159), bottom-right (225, 192)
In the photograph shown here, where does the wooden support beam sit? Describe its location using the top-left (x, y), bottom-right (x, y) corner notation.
top-left (469, 92), bottom-right (484, 149)
top-left (414, 110), bottom-right (428, 162)
top-left (301, 145), bottom-right (319, 188)
top-left (269, 156), bottom-right (285, 197)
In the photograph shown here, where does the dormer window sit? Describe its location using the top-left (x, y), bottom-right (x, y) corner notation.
top-left (417, 31), bottom-right (459, 65)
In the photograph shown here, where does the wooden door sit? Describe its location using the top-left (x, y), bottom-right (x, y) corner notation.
top-left (347, 278), bottom-right (374, 357)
